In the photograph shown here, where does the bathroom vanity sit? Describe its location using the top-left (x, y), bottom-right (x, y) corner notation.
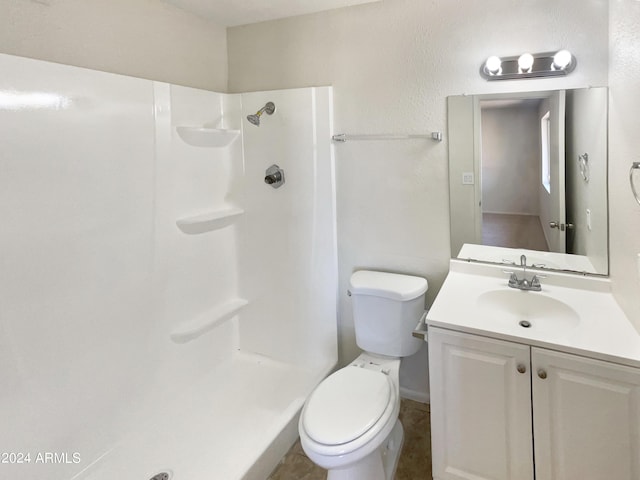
top-left (425, 260), bottom-right (640, 480)
top-left (438, 84), bottom-right (629, 479)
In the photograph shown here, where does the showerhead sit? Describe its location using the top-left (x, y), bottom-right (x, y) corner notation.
top-left (246, 101), bottom-right (276, 127)
top-left (247, 113), bottom-right (261, 126)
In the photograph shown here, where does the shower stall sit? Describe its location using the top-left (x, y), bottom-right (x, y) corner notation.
top-left (0, 53), bottom-right (337, 480)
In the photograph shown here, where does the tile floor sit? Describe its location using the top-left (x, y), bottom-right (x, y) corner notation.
top-left (268, 399), bottom-right (431, 480)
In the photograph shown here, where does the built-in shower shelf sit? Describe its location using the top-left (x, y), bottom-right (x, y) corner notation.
top-left (171, 298), bottom-right (249, 343)
top-left (176, 126), bottom-right (240, 147)
top-left (176, 206), bottom-right (244, 234)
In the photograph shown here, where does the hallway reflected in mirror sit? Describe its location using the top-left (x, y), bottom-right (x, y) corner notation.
top-left (482, 213), bottom-right (549, 251)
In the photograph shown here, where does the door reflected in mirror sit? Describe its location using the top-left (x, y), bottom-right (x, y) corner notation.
top-left (448, 88), bottom-right (608, 275)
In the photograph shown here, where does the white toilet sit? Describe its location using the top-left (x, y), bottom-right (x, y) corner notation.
top-left (299, 270), bottom-right (428, 480)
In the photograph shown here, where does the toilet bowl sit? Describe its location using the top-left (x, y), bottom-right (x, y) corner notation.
top-left (299, 270), bottom-right (428, 480)
top-left (299, 353), bottom-right (404, 480)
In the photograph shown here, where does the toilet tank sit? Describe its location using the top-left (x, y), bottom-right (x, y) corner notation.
top-left (349, 270), bottom-right (428, 357)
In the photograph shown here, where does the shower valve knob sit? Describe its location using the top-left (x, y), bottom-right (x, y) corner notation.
top-left (265, 171), bottom-right (282, 184)
top-left (265, 164), bottom-right (285, 189)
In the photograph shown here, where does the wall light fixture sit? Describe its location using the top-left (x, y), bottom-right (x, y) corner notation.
top-left (480, 50), bottom-right (576, 80)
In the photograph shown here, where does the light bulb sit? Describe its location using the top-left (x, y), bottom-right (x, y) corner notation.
top-left (518, 53), bottom-right (534, 72)
top-left (553, 49), bottom-right (572, 70)
top-left (485, 56), bottom-right (502, 75)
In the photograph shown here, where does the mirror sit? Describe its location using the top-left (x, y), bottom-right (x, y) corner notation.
top-left (448, 87), bottom-right (608, 275)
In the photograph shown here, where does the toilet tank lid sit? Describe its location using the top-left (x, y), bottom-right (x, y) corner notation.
top-left (350, 270), bottom-right (428, 301)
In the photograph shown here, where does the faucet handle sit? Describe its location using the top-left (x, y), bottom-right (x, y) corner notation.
top-left (501, 259), bottom-right (516, 265)
top-left (530, 274), bottom-right (546, 290)
top-left (502, 270), bottom-right (519, 286)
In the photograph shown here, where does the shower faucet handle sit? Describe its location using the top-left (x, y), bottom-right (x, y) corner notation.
top-left (264, 164), bottom-right (285, 189)
top-left (265, 171), bottom-right (283, 184)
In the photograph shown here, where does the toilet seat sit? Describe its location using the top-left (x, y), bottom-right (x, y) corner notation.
top-left (303, 367), bottom-right (392, 446)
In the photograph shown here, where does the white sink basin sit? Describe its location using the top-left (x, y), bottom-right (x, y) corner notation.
top-left (476, 289), bottom-right (580, 334)
top-left (425, 260), bottom-right (640, 367)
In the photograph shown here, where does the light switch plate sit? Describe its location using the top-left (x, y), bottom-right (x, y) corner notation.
top-left (462, 172), bottom-right (474, 185)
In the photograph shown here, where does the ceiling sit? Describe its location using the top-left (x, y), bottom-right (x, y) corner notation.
top-left (162, 0), bottom-right (382, 27)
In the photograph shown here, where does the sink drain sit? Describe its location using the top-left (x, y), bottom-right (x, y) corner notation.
top-left (519, 320), bottom-right (531, 328)
top-left (149, 473), bottom-right (170, 480)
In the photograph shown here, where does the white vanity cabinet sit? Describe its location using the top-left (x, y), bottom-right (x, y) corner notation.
top-left (429, 326), bottom-right (640, 480)
top-left (429, 327), bottom-right (534, 480)
top-left (532, 347), bottom-right (640, 480)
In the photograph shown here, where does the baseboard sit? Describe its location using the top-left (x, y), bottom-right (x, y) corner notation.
top-left (482, 211), bottom-right (538, 216)
top-left (400, 387), bottom-right (430, 404)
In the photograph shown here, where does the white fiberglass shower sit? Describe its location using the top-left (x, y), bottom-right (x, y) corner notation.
top-left (0, 53), bottom-right (337, 480)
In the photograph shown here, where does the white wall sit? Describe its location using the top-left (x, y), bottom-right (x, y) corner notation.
top-left (0, 53), bottom-right (155, 478)
top-left (447, 95), bottom-right (478, 256)
top-left (238, 87), bottom-right (338, 371)
top-left (609, 0), bottom-right (640, 331)
top-left (0, 0), bottom-right (228, 91)
top-left (481, 106), bottom-right (541, 215)
top-left (565, 87), bottom-right (608, 273)
top-left (153, 83), bottom-right (244, 386)
top-left (227, 0), bottom-right (609, 398)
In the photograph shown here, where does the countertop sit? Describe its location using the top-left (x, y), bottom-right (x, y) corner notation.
top-left (426, 259), bottom-right (640, 368)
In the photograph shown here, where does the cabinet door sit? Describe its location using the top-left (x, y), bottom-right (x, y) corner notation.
top-left (429, 327), bottom-right (533, 480)
top-left (532, 348), bottom-right (640, 480)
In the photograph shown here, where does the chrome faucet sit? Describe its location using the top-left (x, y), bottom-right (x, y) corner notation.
top-left (504, 255), bottom-right (544, 291)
